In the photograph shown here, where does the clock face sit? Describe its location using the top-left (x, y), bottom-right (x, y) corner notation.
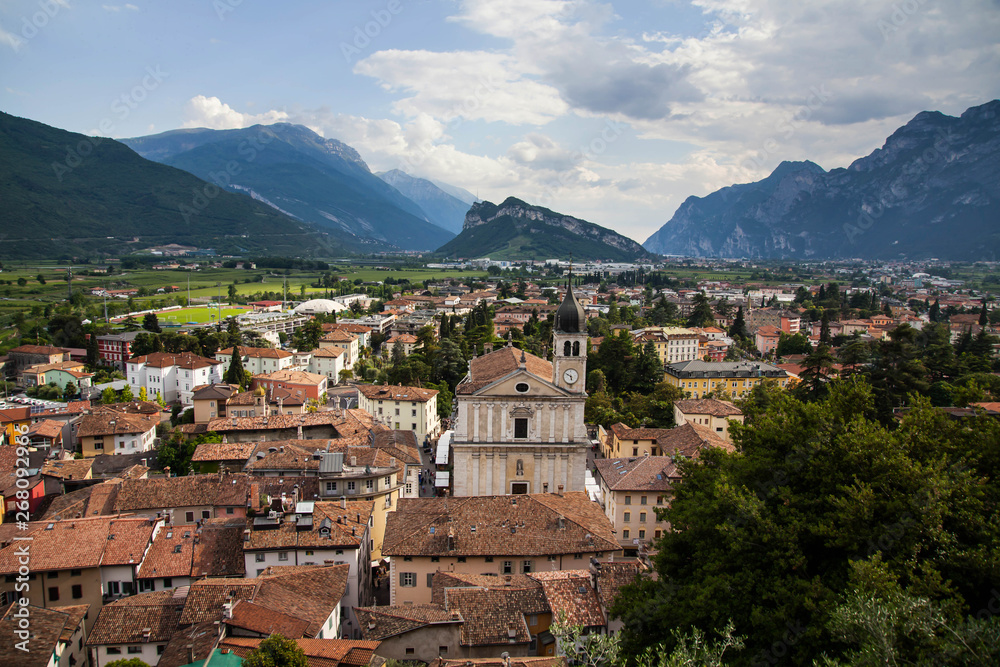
top-left (563, 368), bottom-right (579, 384)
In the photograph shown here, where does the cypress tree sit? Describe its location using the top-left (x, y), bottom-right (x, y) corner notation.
top-left (225, 347), bottom-right (247, 389)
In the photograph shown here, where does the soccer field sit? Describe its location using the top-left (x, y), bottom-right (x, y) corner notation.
top-left (154, 305), bottom-right (250, 325)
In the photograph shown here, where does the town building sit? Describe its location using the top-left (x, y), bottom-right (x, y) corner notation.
top-left (77, 402), bottom-right (161, 458)
top-left (319, 330), bottom-right (361, 371)
top-left (308, 346), bottom-right (346, 383)
top-left (632, 327), bottom-right (700, 365)
top-left (5, 344), bottom-right (71, 378)
top-left (215, 346), bottom-right (295, 375)
top-left (663, 360), bottom-right (790, 398)
top-left (356, 384), bottom-right (440, 444)
top-left (94, 331), bottom-right (143, 370)
top-left (253, 369), bottom-right (328, 402)
top-left (381, 493), bottom-right (619, 606)
top-left (673, 398), bottom-right (744, 444)
top-left (450, 281), bottom-right (589, 497)
top-left (126, 351), bottom-right (223, 406)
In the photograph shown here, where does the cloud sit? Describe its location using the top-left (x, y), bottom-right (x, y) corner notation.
top-left (181, 95), bottom-right (289, 130)
top-left (102, 4), bottom-right (139, 11)
top-left (0, 23), bottom-right (25, 52)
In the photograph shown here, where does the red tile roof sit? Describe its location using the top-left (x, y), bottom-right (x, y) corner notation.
top-left (457, 346), bottom-right (553, 394)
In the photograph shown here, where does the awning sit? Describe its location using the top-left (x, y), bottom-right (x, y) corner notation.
top-left (435, 471), bottom-right (450, 488)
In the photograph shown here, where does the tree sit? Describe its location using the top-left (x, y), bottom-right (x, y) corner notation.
top-left (16, 276), bottom-right (26, 286)
top-left (155, 390), bottom-right (165, 407)
top-left (86, 334), bottom-right (100, 369)
top-left (728, 306), bottom-right (749, 339)
top-left (291, 319), bottom-right (323, 351)
top-left (796, 342), bottom-right (835, 400)
top-left (979, 302), bottom-right (989, 326)
top-left (138, 386), bottom-right (148, 402)
top-left (142, 313), bottom-right (162, 333)
top-left (37, 273), bottom-right (46, 284)
top-left (105, 659), bottom-right (150, 667)
top-left (225, 348), bottom-right (248, 390)
top-left (100, 386), bottom-right (117, 404)
top-left (243, 634), bottom-right (308, 667)
top-left (64, 381), bottom-right (77, 398)
top-left (120, 383), bottom-right (134, 402)
top-left (122, 315), bottom-right (141, 332)
top-left (776, 332), bottom-right (812, 357)
top-left (228, 283), bottom-right (238, 301)
top-left (929, 298), bottom-right (941, 323)
top-left (686, 292), bottom-right (715, 328)
top-left (819, 310), bottom-right (831, 344)
top-left (612, 382), bottom-right (1000, 664)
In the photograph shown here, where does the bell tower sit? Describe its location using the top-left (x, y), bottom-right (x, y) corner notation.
top-left (552, 272), bottom-right (587, 394)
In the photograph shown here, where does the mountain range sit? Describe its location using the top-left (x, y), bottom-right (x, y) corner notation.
top-left (376, 169), bottom-right (476, 235)
top-left (643, 99), bottom-right (1000, 260)
top-left (0, 112), bottom-right (338, 259)
top-left (122, 124), bottom-right (455, 252)
top-left (438, 197), bottom-right (652, 261)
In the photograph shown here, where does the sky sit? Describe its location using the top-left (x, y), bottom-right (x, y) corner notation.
top-left (2, 0), bottom-right (999, 245)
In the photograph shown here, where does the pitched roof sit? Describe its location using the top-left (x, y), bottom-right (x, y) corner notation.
top-left (382, 493), bottom-right (619, 557)
top-left (191, 517), bottom-right (247, 578)
top-left (137, 524), bottom-right (198, 579)
top-left (457, 346), bottom-right (553, 394)
top-left (114, 474), bottom-right (249, 511)
top-left (225, 599), bottom-right (311, 637)
top-left (528, 570), bottom-right (604, 627)
top-left (87, 589), bottom-right (186, 646)
top-left (0, 516), bottom-right (153, 573)
top-left (444, 587), bottom-right (532, 646)
top-left (321, 330), bottom-right (359, 343)
top-left (207, 411), bottom-right (342, 433)
top-left (593, 560), bottom-right (643, 610)
top-left (595, 456), bottom-right (681, 492)
top-left (76, 403), bottom-right (161, 438)
top-left (218, 346), bottom-right (292, 359)
top-left (245, 500), bottom-right (372, 550)
top-left (128, 351), bottom-right (222, 369)
top-left (157, 621), bottom-right (220, 667)
top-left (0, 604), bottom-right (69, 667)
top-left (431, 572), bottom-right (544, 608)
top-left (179, 580), bottom-right (258, 625)
top-left (218, 637), bottom-right (381, 666)
top-left (26, 419), bottom-right (65, 439)
top-left (191, 383), bottom-right (238, 401)
top-left (41, 458), bottom-right (94, 481)
top-left (430, 659), bottom-right (565, 667)
top-left (256, 369), bottom-right (328, 386)
top-left (190, 441), bottom-right (257, 463)
top-left (252, 565), bottom-right (351, 637)
top-left (608, 422), bottom-right (733, 456)
top-left (356, 383), bottom-right (439, 403)
top-left (355, 605), bottom-right (460, 641)
top-left (9, 344), bottom-right (68, 356)
top-left (673, 398), bottom-right (743, 418)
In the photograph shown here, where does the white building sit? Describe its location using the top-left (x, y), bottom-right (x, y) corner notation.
top-left (215, 345), bottom-right (295, 375)
top-left (126, 352), bottom-right (223, 405)
top-left (356, 384), bottom-right (440, 444)
top-left (307, 347), bottom-right (346, 383)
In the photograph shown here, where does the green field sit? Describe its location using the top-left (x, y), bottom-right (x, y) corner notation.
top-left (118, 305), bottom-right (252, 325)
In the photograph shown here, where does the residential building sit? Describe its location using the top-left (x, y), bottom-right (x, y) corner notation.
top-left (206, 409), bottom-right (347, 443)
top-left (663, 360), bottom-right (790, 398)
top-left (6, 344), bottom-right (71, 378)
top-left (321, 322), bottom-right (372, 348)
top-left (601, 421), bottom-right (733, 460)
top-left (215, 346), bottom-right (295, 375)
top-left (20, 359), bottom-right (90, 389)
top-left (112, 474), bottom-right (250, 522)
top-left (357, 384), bottom-right (440, 444)
top-left (126, 351), bottom-right (223, 406)
top-left (382, 333), bottom-right (420, 358)
top-left (307, 346), bottom-right (346, 383)
top-left (673, 398), bottom-right (744, 444)
top-left (242, 501), bottom-right (372, 633)
top-left (594, 457), bottom-right (681, 554)
top-left (319, 330), bottom-right (360, 371)
top-left (0, 603), bottom-right (90, 667)
top-left (451, 283), bottom-right (589, 497)
top-left (77, 402), bottom-right (161, 458)
top-left (190, 384), bottom-right (305, 425)
top-left (94, 331), bottom-right (142, 371)
top-left (253, 369), bottom-right (328, 401)
top-left (746, 308), bottom-right (801, 336)
top-left (632, 327), bottom-right (700, 364)
top-left (382, 493), bottom-right (620, 606)
top-left (135, 518), bottom-right (246, 592)
top-left (190, 442), bottom-right (259, 473)
top-left (755, 325), bottom-right (782, 357)
top-left (86, 589), bottom-right (184, 667)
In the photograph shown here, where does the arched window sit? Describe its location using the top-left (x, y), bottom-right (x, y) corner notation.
top-left (563, 341), bottom-right (571, 356)
top-left (572, 341), bottom-right (580, 357)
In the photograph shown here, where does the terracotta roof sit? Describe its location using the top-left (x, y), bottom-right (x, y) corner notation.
top-left (128, 351), bottom-right (222, 369)
top-left (457, 345), bottom-right (553, 394)
top-left (26, 419), bottom-right (64, 439)
top-left (218, 346), bottom-right (292, 359)
top-left (595, 457), bottom-right (681, 492)
top-left (137, 524), bottom-right (198, 579)
top-left (245, 500), bottom-right (372, 550)
top-left (311, 346), bottom-right (346, 358)
top-left (218, 637), bottom-right (381, 666)
top-left (382, 493), bottom-right (619, 557)
top-left (207, 411), bottom-right (341, 433)
top-left (356, 383), bottom-right (439, 402)
top-left (225, 599), bottom-right (311, 637)
top-left (191, 383), bottom-right (238, 401)
top-left (528, 570), bottom-right (604, 628)
top-left (593, 560), bottom-right (643, 610)
top-left (355, 605), bottom-right (460, 641)
top-left (321, 330), bottom-right (359, 343)
top-left (609, 422), bottom-right (733, 456)
top-left (77, 403), bottom-right (160, 438)
top-left (256, 369), bottom-right (328, 386)
top-left (0, 604), bottom-right (70, 667)
top-left (9, 344), bottom-right (68, 356)
top-left (179, 580), bottom-right (258, 625)
top-left (41, 458), bottom-right (94, 481)
top-left (156, 621), bottom-right (219, 667)
top-left (387, 333), bottom-right (419, 344)
top-left (323, 323), bottom-right (372, 334)
top-left (252, 565), bottom-right (351, 637)
top-left (190, 442), bottom-right (257, 463)
top-left (191, 517), bottom-right (247, 578)
top-left (87, 589), bottom-right (186, 646)
top-left (0, 516), bottom-right (153, 573)
top-left (371, 430), bottom-right (422, 464)
top-left (51, 604), bottom-right (90, 644)
top-left (114, 474), bottom-right (249, 511)
top-left (430, 572), bottom-right (544, 607)
top-left (445, 587), bottom-right (532, 646)
top-left (673, 398), bottom-right (743, 418)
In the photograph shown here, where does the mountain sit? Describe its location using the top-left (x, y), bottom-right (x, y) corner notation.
top-left (376, 169), bottom-right (472, 234)
top-left (0, 112), bottom-right (339, 259)
top-left (428, 179), bottom-right (478, 206)
top-left (437, 197), bottom-right (652, 261)
top-left (123, 124), bottom-right (455, 251)
top-left (644, 100), bottom-right (1000, 260)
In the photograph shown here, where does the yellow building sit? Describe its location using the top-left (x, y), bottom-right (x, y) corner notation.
top-left (663, 360), bottom-right (789, 399)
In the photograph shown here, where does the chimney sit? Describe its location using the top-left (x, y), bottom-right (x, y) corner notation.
top-left (484, 342), bottom-right (493, 353)
top-left (341, 496), bottom-right (347, 509)
top-left (186, 646), bottom-right (194, 664)
top-left (557, 484), bottom-right (564, 495)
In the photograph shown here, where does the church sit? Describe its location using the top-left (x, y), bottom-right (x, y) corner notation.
top-left (451, 281), bottom-right (589, 496)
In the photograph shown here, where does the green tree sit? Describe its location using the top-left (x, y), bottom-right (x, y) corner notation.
top-left (105, 659), bottom-right (150, 667)
top-left (122, 314), bottom-right (141, 332)
top-left (979, 302), bottom-right (989, 326)
top-left (64, 381), bottom-right (77, 398)
top-left (16, 276), bottom-right (26, 286)
top-left (775, 332), bottom-right (812, 357)
top-left (86, 334), bottom-right (100, 369)
top-left (100, 386), bottom-right (117, 404)
top-left (796, 342), bottom-right (835, 401)
top-left (686, 292), bottom-right (715, 328)
top-left (728, 306), bottom-right (749, 339)
top-left (142, 313), bottom-right (162, 333)
top-left (138, 386), bottom-right (148, 402)
top-left (120, 383), bottom-right (134, 402)
top-left (243, 634), bottom-right (308, 667)
top-left (225, 348), bottom-right (248, 390)
top-left (291, 319), bottom-right (323, 351)
top-left (37, 273), bottom-right (46, 284)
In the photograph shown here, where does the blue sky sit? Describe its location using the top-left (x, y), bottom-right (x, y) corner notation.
top-left (2, 0), bottom-right (999, 244)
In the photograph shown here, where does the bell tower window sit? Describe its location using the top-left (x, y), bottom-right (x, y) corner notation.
top-left (572, 341), bottom-right (580, 357)
top-left (563, 341), bottom-right (571, 356)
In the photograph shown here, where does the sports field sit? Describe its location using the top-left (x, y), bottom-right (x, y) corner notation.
top-left (116, 304), bottom-right (251, 325)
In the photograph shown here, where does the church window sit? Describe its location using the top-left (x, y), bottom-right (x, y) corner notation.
top-left (572, 341), bottom-right (580, 356)
top-left (514, 418), bottom-right (528, 439)
top-left (515, 382), bottom-right (529, 393)
top-left (563, 341), bottom-right (571, 356)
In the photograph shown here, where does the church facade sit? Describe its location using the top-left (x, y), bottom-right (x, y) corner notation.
top-left (451, 282), bottom-right (589, 496)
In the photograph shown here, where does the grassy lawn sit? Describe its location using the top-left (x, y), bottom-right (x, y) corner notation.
top-left (117, 305), bottom-right (252, 325)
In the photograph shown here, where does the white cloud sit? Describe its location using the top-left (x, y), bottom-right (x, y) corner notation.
top-left (181, 95), bottom-right (289, 130)
top-left (102, 4), bottom-right (139, 11)
top-left (0, 23), bottom-right (25, 52)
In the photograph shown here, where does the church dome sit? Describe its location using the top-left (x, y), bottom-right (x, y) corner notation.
top-left (554, 283), bottom-right (586, 333)
top-left (254, 385), bottom-right (266, 397)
